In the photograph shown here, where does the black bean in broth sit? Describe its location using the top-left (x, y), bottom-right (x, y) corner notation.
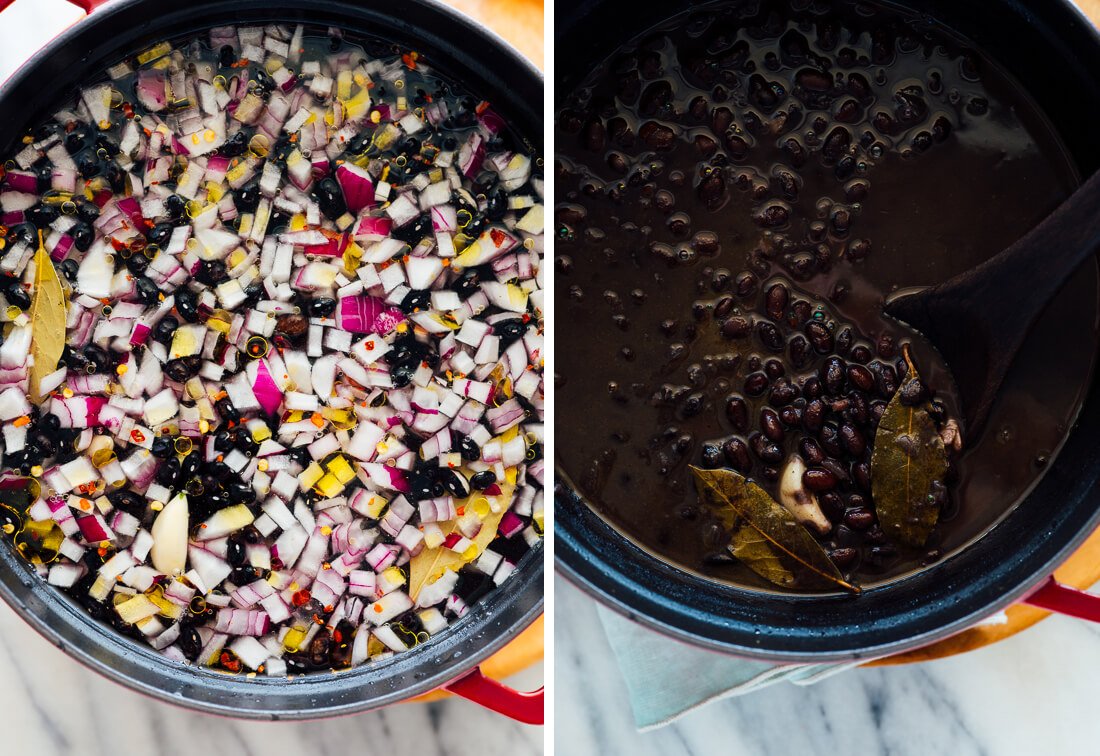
top-left (554, 0), bottom-right (1098, 590)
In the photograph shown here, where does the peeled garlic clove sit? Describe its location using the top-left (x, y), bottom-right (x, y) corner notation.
top-left (779, 455), bottom-right (831, 535)
top-left (150, 493), bottom-right (189, 575)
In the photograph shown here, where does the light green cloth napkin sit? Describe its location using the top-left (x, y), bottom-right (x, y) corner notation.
top-left (596, 605), bottom-right (870, 731)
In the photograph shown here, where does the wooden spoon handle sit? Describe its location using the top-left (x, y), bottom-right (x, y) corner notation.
top-left (936, 169), bottom-right (1100, 325)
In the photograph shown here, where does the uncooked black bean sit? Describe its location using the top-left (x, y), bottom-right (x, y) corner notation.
top-left (723, 437), bottom-right (753, 472)
top-left (761, 408), bottom-right (785, 442)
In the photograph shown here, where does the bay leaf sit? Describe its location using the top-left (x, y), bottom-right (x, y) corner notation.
top-left (870, 345), bottom-right (950, 548)
top-left (690, 466), bottom-right (859, 593)
top-left (409, 482), bottom-right (515, 601)
top-left (729, 525), bottom-right (797, 589)
top-left (28, 235), bottom-right (67, 403)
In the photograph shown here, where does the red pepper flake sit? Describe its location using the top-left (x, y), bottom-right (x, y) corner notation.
top-left (365, 341), bottom-right (375, 351)
top-left (402, 51), bottom-right (419, 70)
top-left (489, 228), bottom-right (507, 247)
top-left (475, 100), bottom-right (491, 115)
top-left (130, 429), bottom-right (146, 443)
top-left (219, 651), bottom-right (241, 673)
top-left (291, 589), bottom-right (311, 607)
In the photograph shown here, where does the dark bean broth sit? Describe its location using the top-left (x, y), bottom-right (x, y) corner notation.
top-left (554, 0), bottom-right (1098, 590)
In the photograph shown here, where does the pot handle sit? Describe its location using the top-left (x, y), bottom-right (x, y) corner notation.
top-left (444, 667), bottom-right (544, 725)
top-left (1022, 577), bottom-right (1100, 621)
top-left (0, 0), bottom-right (108, 13)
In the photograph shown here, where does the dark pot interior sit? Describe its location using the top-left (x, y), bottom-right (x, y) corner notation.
top-left (0, 0), bottom-right (543, 718)
top-left (554, 0), bottom-right (1100, 661)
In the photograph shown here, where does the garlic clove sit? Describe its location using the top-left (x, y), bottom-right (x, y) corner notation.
top-left (779, 455), bottom-right (831, 535)
top-left (150, 493), bottom-right (189, 575)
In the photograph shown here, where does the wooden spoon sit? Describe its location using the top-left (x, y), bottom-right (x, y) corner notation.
top-left (884, 169), bottom-right (1100, 437)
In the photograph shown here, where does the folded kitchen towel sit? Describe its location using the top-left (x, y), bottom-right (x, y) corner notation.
top-left (599, 605), bottom-right (1011, 730)
top-left (596, 605), bottom-right (870, 731)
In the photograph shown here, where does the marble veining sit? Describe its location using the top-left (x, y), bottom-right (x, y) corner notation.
top-left (556, 579), bottom-right (1100, 755)
top-left (0, 5), bottom-right (542, 756)
top-left (0, 590), bottom-right (543, 756)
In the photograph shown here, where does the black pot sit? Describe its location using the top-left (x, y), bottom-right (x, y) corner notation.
top-left (555, 0), bottom-right (1100, 661)
top-left (0, 0), bottom-right (543, 720)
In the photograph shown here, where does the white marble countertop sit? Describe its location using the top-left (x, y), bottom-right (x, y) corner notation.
top-left (0, 4), bottom-right (542, 756)
top-left (556, 578), bottom-right (1100, 755)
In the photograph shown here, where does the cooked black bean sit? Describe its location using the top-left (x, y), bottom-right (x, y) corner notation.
top-left (744, 372), bottom-right (769, 396)
top-left (765, 283), bottom-right (789, 320)
top-left (839, 422), bottom-right (866, 457)
top-left (725, 395), bottom-right (750, 432)
top-left (820, 356), bottom-right (846, 394)
top-left (803, 467), bottom-right (838, 491)
top-left (749, 432), bottom-right (784, 464)
top-left (722, 437), bottom-right (753, 473)
top-left (757, 321), bottom-right (785, 351)
top-left (805, 321), bottom-right (835, 353)
top-left (722, 316), bottom-right (752, 339)
top-left (760, 408), bottom-right (785, 442)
